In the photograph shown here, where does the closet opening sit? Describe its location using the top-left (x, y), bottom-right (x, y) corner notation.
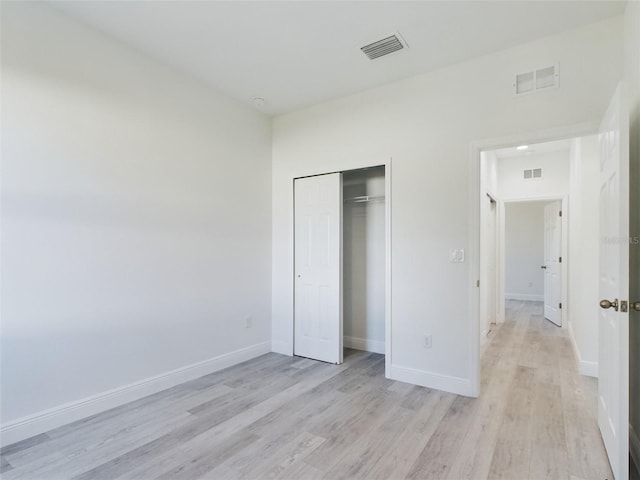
top-left (293, 165), bottom-right (387, 365)
top-left (342, 167), bottom-right (386, 357)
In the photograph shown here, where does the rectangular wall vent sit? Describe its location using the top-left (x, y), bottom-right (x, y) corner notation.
top-left (361, 34), bottom-right (406, 60)
top-left (514, 64), bottom-right (559, 95)
top-left (523, 168), bottom-right (543, 180)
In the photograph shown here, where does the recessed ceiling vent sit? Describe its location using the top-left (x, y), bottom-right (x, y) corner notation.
top-left (514, 64), bottom-right (559, 95)
top-left (361, 34), bottom-right (407, 60)
top-left (523, 168), bottom-right (543, 180)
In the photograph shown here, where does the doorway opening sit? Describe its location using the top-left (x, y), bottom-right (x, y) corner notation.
top-left (343, 167), bottom-right (386, 356)
top-left (503, 199), bottom-right (564, 327)
top-left (293, 165), bottom-right (387, 365)
top-left (479, 138), bottom-right (574, 343)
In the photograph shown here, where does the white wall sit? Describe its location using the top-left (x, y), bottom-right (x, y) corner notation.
top-left (567, 135), bottom-right (600, 377)
top-left (504, 202), bottom-right (546, 301)
top-left (1, 2), bottom-right (272, 439)
top-left (272, 17), bottom-right (623, 395)
top-left (624, 0), bottom-right (640, 464)
top-left (497, 150), bottom-right (570, 199)
top-left (343, 168), bottom-right (385, 353)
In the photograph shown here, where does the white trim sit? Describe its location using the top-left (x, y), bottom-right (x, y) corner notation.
top-left (388, 364), bottom-right (473, 397)
top-left (579, 360), bottom-right (598, 378)
top-left (568, 321), bottom-right (598, 378)
top-left (343, 336), bottom-right (385, 354)
top-left (480, 329), bottom-right (489, 347)
top-left (384, 161), bottom-right (393, 376)
top-left (468, 143), bottom-right (481, 397)
top-left (504, 293), bottom-right (544, 302)
top-left (469, 121), bottom-right (600, 398)
top-left (0, 341), bottom-right (271, 447)
top-left (271, 339), bottom-right (289, 356)
top-left (631, 424), bottom-right (640, 474)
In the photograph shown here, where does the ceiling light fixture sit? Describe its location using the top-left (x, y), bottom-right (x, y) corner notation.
top-left (516, 145), bottom-right (529, 150)
top-left (252, 97), bottom-right (266, 108)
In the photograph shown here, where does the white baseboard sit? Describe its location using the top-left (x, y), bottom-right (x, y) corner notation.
top-left (0, 341), bottom-right (271, 447)
top-left (343, 336), bottom-right (385, 354)
top-left (388, 364), bottom-right (475, 397)
top-left (567, 321), bottom-right (598, 378)
top-left (631, 424), bottom-right (640, 473)
top-left (505, 293), bottom-right (544, 302)
top-left (578, 359), bottom-right (598, 377)
top-left (480, 329), bottom-right (488, 346)
top-left (270, 339), bottom-right (291, 356)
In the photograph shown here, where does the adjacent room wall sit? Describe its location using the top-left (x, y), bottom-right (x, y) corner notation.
top-left (624, 0), bottom-right (640, 467)
top-left (1, 2), bottom-right (272, 442)
top-left (504, 202), bottom-right (546, 301)
top-left (272, 16), bottom-right (623, 395)
top-left (567, 135), bottom-right (600, 377)
top-left (343, 168), bottom-right (386, 354)
top-left (497, 150), bottom-right (570, 200)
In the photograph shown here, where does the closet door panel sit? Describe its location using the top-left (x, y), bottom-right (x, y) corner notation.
top-left (294, 173), bottom-right (342, 364)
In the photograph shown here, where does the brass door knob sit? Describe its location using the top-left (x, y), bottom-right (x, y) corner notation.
top-left (600, 299), bottom-right (619, 311)
top-left (631, 302), bottom-right (640, 312)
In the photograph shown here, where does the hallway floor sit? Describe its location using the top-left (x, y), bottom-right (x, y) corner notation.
top-left (1, 300), bottom-right (612, 479)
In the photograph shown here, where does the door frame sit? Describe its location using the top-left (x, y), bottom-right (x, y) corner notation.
top-left (469, 121), bottom-right (598, 395)
top-left (497, 196), bottom-right (568, 328)
top-left (287, 158), bottom-right (392, 373)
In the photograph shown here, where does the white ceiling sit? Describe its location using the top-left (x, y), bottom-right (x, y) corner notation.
top-left (493, 138), bottom-right (572, 160)
top-left (50, 1), bottom-right (626, 116)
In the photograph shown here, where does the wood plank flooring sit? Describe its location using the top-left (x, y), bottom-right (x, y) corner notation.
top-left (1, 301), bottom-right (613, 479)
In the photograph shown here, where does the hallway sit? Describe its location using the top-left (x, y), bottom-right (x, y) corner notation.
top-left (479, 300), bottom-right (612, 479)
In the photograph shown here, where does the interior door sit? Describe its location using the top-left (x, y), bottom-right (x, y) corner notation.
top-left (294, 173), bottom-right (343, 364)
top-left (543, 201), bottom-right (562, 326)
top-left (480, 197), bottom-right (497, 338)
top-left (598, 84), bottom-right (629, 480)
top-left (487, 200), bottom-right (497, 332)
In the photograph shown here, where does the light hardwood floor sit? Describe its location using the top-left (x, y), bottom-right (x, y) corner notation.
top-left (1, 301), bottom-right (612, 479)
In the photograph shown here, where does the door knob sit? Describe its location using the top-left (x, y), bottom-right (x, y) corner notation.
top-left (631, 302), bottom-right (640, 312)
top-left (600, 299), bottom-right (619, 311)
top-left (540, 265), bottom-right (547, 269)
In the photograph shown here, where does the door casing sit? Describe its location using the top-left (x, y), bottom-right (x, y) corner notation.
top-left (285, 158), bottom-right (392, 375)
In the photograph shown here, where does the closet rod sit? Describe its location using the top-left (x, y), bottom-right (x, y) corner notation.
top-left (345, 195), bottom-right (385, 203)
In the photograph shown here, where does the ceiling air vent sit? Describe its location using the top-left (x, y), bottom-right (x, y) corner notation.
top-left (361, 34), bottom-right (407, 60)
top-left (514, 64), bottom-right (559, 96)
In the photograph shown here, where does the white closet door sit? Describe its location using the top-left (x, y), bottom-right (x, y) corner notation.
top-left (294, 173), bottom-right (342, 364)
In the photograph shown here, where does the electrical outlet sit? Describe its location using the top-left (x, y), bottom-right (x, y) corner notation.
top-left (424, 334), bottom-right (432, 349)
top-left (245, 316), bottom-right (253, 329)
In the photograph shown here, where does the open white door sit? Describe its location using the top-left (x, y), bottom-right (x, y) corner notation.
top-left (598, 84), bottom-right (629, 480)
top-left (480, 196), bottom-right (497, 337)
top-left (543, 201), bottom-right (562, 326)
top-left (294, 173), bottom-right (343, 364)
